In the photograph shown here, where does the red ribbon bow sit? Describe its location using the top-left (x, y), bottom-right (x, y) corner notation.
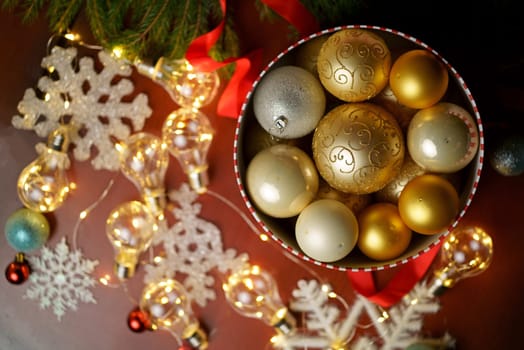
top-left (347, 244), bottom-right (441, 307)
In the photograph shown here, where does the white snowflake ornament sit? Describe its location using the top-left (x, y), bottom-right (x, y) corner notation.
top-left (12, 46), bottom-right (152, 171)
top-left (144, 183), bottom-right (248, 306)
top-left (24, 237), bottom-right (99, 321)
top-left (360, 283), bottom-right (443, 350)
top-left (274, 279), bottom-right (451, 350)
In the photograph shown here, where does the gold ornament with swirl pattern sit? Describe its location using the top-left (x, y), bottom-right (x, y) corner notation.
top-left (317, 29), bottom-right (391, 102)
top-left (312, 103), bottom-right (405, 194)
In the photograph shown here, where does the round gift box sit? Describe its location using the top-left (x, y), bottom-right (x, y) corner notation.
top-left (233, 25), bottom-right (484, 271)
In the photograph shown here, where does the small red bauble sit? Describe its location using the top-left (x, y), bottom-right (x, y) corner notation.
top-left (127, 307), bottom-right (151, 333)
top-left (5, 253), bottom-right (30, 285)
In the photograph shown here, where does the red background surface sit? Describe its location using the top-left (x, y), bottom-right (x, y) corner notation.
top-left (1, 2), bottom-right (523, 349)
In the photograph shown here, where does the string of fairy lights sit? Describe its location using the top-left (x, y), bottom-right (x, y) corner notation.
top-left (3, 29), bottom-right (494, 350)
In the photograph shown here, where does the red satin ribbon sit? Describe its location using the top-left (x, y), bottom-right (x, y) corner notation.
top-left (185, 0), bottom-right (319, 118)
top-left (347, 243), bottom-right (442, 308)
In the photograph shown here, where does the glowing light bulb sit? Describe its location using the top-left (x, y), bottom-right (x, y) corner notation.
top-left (17, 126), bottom-right (71, 212)
top-left (117, 132), bottom-right (169, 218)
top-left (429, 226), bottom-right (493, 295)
top-left (222, 264), bottom-right (295, 334)
top-left (162, 108), bottom-right (215, 194)
top-left (106, 201), bottom-right (157, 279)
top-left (140, 278), bottom-right (208, 349)
top-left (135, 57), bottom-right (220, 109)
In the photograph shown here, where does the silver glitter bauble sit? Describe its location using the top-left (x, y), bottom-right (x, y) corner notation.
top-left (253, 65), bottom-right (326, 139)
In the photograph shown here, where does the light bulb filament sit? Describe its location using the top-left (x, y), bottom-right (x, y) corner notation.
top-left (106, 201), bottom-right (157, 280)
top-left (117, 133), bottom-right (169, 218)
top-left (430, 226), bottom-right (493, 294)
top-left (17, 127), bottom-right (71, 212)
top-left (139, 279), bottom-right (208, 349)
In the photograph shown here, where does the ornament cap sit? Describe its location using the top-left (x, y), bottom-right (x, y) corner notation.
top-left (115, 262), bottom-right (135, 280)
top-left (134, 58), bottom-right (157, 80)
top-left (142, 189), bottom-right (167, 218)
top-left (15, 252), bottom-right (27, 264)
top-left (272, 310), bottom-right (296, 335)
top-left (48, 126), bottom-right (70, 152)
top-left (188, 169), bottom-right (209, 194)
top-left (272, 115), bottom-right (288, 132)
top-left (184, 326), bottom-right (208, 349)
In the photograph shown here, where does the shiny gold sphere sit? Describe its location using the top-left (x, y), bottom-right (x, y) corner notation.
top-left (246, 144), bottom-right (319, 218)
top-left (317, 28), bottom-right (391, 102)
top-left (357, 203), bottom-right (412, 261)
top-left (389, 49), bottom-right (448, 109)
top-left (398, 174), bottom-right (459, 235)
top-left (312, 103), bottom-right (405, 194)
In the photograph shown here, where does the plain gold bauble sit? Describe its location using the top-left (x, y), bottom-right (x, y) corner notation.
top-left (312, 103), bottom-right (405, 194)
top-left (398, 174), bottom-right (459, 235)
top-left (389, 49), bottom-right (448, 109)
top-left (357, 203), bottom-right (412, 261)
top-left (317, 28), bottom-right (391, 102)
top-left (246, 144), bottom-right (319, 218)
top-left (295, 199), bottom-right (359, 262)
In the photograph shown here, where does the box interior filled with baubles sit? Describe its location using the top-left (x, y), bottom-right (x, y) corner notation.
top-left (234, 25), bottom-right (483, 271)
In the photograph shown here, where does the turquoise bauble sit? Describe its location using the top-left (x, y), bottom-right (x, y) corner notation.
top-left (5, 208), bottom-right (50, 252)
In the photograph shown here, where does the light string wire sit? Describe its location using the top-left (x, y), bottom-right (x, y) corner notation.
top-left (47, 32), bottom-right (104, 55)
top-left (71, 175), bottom-right (118, 251)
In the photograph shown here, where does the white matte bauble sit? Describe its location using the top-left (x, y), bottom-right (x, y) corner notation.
top-left (253, 65), bottom-right (326, 139)
top-left (295, 199), bottom-right (359, 262)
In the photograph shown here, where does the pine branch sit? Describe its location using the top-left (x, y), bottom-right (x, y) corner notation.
top-left (21, 0), bottom-right (47, 23)
top-left (299, 0), bottom-right (367, 27)
top-left (84, 0), bottom-right (109, 45)
top-left (2, 0), bottom-right (241, 64)
top-left (47, 0), bottom-right (83, 33)
top-left (254, 0), bottom-right (278, 22)
top-left (1, 0), bottom-right (19, 10)
top-left (165, 0), bottom-right (201, 60)
top-left (104, 0), bottom-right (133, 39)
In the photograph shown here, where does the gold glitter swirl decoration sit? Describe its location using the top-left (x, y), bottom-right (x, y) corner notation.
top-left (312, 103), bottom-right (404, 194)
top-left (317, 29), bottom-right (391, 102)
